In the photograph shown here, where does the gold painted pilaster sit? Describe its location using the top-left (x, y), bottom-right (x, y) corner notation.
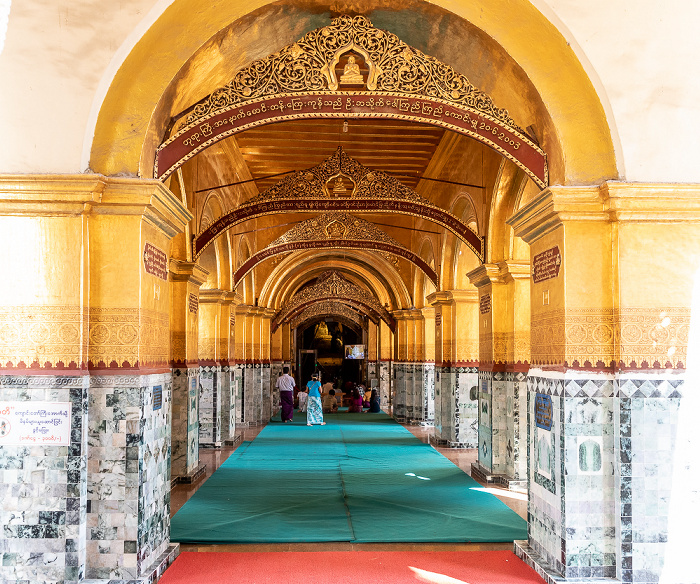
top-left (367, 321), bottom-right (378, 362)
top-left (422, 307), bottom-right (436, 363)
top-left (233, 305), bottom-right (250, 363)
top-left (427, 290), bottom-right (479, 366)
top-left (379, 320), bottom-right (393, 362)
top-left (281, 323), bottom-right (292, 362)
top-left (508, 182), bottom-right (700, 369)
top-left (169, 260), bottom-right (208, 365)
top-left (198, 290), bottom-right (227, 363)
top-left (468, 261), bottom-right (530, 367)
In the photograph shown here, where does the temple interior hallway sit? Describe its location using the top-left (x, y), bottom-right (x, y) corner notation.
top-left (171, 417), bottom-right (527, 554)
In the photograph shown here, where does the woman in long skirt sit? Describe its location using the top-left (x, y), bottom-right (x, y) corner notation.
top-left (305, 374), bottom-right (325, 426)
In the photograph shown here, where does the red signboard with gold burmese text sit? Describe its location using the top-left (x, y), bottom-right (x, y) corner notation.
top-left (533, 246), bottom-right (562, 283)
top-left (143, 242), bottom-right (168, 281)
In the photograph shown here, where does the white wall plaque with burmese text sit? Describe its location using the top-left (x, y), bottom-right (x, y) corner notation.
top-left (0, 402), bottom-right (72, 446)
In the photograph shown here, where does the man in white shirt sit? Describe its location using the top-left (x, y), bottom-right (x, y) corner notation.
top-left (276, 366), bottom-right (296, 422)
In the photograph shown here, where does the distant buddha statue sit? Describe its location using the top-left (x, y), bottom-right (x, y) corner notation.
top-left (340, 55), bottom-right (363, 84)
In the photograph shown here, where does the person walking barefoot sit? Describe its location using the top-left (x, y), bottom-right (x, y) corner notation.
top-left (305, 374), bottom-right (325, 426)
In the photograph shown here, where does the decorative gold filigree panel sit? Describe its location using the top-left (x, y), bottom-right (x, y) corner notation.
top-left (0, 305), bottom-right (86, 368)
top-left (186, 15), bottom-right (519, 131)
top-left (290, 300), bottom-right (364, 331)
top-left (88, 308), bottom-right (169, 368)
top-left (531, 307), bottom-right (689, 369)
top-left (275, 270), bottom-right (392, 330)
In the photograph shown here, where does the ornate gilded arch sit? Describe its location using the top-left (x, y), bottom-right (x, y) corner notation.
top-left (272, 270), bottom-right (396, 332)
top-left (259, 253), bottom-right (410, 311)
top-left (290, 301), bottom-right (365, 331)
top-left (233, 212), bottom-right (438, 289)
top-left (194, 147), bottom-right (485, 262)
top-left (155, 15), bottom-right (547, 188)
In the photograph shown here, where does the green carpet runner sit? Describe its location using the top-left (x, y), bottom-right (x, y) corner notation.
top-left (170, 412), bottom-right (528, 543)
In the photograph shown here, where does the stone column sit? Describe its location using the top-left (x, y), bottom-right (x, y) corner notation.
top-left (366, 320), bottom-right (379, 388)
top-left (379, 320), bottom-right (393, 410)
top-left (197, 290), bottom-right (226, 448)
top-left (169, 260), bottom-right (208, 483)
top-left (233, 304), bottom-right (249, 426)
top-left (219, 292), bottom-right (239, 445)
top-left (261, 309), bottom-right (274, 422)
top-left (422, 306), bottom-right (437, 426)
top-left (509, 183), bottom-right (700, 583)
top-left (468, 262), bottom-right (529, 488)
top-left (428, 290), bottom-right (479, 447)
top-left (270, 324), bottom-right (284, 418)
top-left (392, 311), bottom-right (410, 422)
top-left (0, 175), bottom-right (96, 584)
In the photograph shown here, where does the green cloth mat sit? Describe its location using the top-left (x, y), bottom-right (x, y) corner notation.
top-left (170, 412), bottom-right (527, 543)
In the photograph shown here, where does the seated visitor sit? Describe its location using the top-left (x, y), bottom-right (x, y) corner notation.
top-left (322, 378), bottom-right (334, 395)
top-left (366, 388), bottom-right (381, 413)
top-left (322, 389), bottom-right (339, 413)
top-left (297, 388), bottom-right (308, 412)
top-left (348, 387), bottom-right (363, 413)
top-left (362, 384), bottom-right (372, 407)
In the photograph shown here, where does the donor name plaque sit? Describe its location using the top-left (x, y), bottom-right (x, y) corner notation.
top-left (479, 294), bottom-right (491, 315)
top-left (0, 402), bottom-right (72, 445)
top-left (535, 393), bottom-right (553, 431)
top-left (144, 242), bottom-right (168, 280)
top-left (533, 246), bottom-right (561, 283)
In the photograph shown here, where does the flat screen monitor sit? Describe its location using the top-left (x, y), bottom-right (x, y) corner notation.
top-left (344, 344), bottom-right (366, 360)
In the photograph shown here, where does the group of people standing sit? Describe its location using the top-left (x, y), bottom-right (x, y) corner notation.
top-left (275, 368), bottom-right (380, 426)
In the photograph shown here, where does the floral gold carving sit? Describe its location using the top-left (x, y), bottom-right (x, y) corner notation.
top-left (0, 305), bottom-right (86, 368)
top-left (233, 211), bottom-right (438, 288)
top-left (531, 307), bottom-right (690, 369)
top-left (290, 301), bottom-right (364, 331)
top-left (88, 308), bottom-right (169, 368)
top-left (274, 270), bottom-right (394, 332)
top-left (186, 15), bottom-right (519, 131)
top-left (196, 147), bottom-right (484, 263)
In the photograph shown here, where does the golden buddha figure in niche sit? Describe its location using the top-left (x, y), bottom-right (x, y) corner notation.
top-left (340, 55), bottom-right (363, 85)
top-left (332, 176), bottom-right (348, 196)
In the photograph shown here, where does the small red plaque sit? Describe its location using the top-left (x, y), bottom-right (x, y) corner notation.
top-left (479, 294), bottom-right (491, 315)
top-left (533, 246), bottom-right (562, 283)
top-left (143, 243), bottom-right (168, 281)
top-left (188, 293), bottom-right (199, 314)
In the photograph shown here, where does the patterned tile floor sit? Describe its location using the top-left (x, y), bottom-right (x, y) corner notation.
top-left (171, 417), bottom-right (527, 553)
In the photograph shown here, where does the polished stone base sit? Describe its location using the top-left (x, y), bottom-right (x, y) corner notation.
top-left (171, 463), bottom-right (207, 487)
top-left (470, 462), bottom-right (527, 492)
top-left (224, 433), bottom-right (243, 446)
top-left (514, 541), bottom-right (613, 583)
top-left (83, 543), bottom-right (179, 584)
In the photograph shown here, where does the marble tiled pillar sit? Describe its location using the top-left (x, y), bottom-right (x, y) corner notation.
top-left (506, 370), bottom-right (528, 482)
top-left (379, 361), bottom-right (391, 410)
top-left (469, 262), bottom-right (530, 483)
top-left (379, 320), bottom-right (393, 410)
top-left (0, 374), bottom-right (89, 584)
top-left (169, 259), bottom-right (207, 482)
top-left (170, 367), bottom-right (199, 479)
top-left (198, 365), bottom-right (221, 447)
top-left (233, 363), bottom-right (245, 426)
top-left (509, 183), bottom-right (700, 582)
top-left (428, 290), bottom-right (479, 447)
top-left (1, 176), bottom-right (187, 583)
top-left (86, 373), bottom-right (173, 580)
